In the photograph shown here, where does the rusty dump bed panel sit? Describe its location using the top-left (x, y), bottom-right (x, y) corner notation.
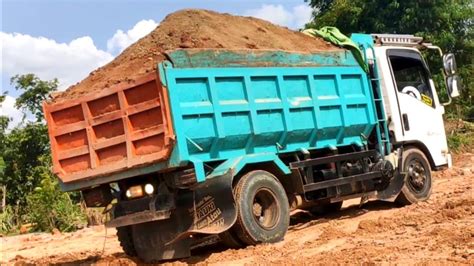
top-left (44, 73), bottom-right (174, 183)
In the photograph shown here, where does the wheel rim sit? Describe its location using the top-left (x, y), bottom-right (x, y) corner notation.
top-left (406, 159), bottom-right (429, 193)
top-left (252, 188), bottom-right (280, 230)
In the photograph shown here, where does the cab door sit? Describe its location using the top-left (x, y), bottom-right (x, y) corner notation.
top-left (387, 49), bottom-right (449, 167)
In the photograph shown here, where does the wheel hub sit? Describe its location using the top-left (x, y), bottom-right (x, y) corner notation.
top-left (252, 188), bottom-right (279, 230)
top-left (408, 160), bottom-right (427, 190)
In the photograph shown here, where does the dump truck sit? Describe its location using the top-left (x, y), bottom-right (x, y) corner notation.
top-left (43, 33), bottom-right (461, 262)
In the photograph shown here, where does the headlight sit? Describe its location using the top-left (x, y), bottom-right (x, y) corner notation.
top-left (144, 184), bottom-right (154, 195)
top-left (125, 185), bottom-right (143, 199)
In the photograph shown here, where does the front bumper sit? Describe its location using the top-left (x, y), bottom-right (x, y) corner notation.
top-left (447, 153), bottom-right (453, 168)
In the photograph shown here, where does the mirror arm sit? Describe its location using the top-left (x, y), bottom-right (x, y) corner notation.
top-left (424, 44), bottom-right (443, 57)
top-left (442, 92), bottom-right (452, 106)
top-left (424, 45), bottom-right (452, 105)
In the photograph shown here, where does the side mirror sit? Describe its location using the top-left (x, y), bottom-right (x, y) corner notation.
top-left (446, 75), bottom-right (461, 98)
top-left (442, 53), bottom-right (457, 75)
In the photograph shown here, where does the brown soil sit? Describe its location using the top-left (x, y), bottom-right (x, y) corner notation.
top-left (52, 9), bottom-right (338, 103)
top-left (3, 153), bottom-right (473, 265)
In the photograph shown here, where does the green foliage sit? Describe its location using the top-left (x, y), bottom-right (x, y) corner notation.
top-left (10, 74), bottom-right (58, 122)
top-left (25, 156), bottom-right (86, 232)
top-left (1, 74), bottom-right (57, 207)
top-left (1, 74), bottom-right (85, 234)
top-left (308, 0), bottom-right (473, 120)
top-left (446, 120), bottom-right (474, 151)
top-left (0, 157), bottom-right (5, 176)
top-left (0, 116), bottom-right (9, 134)
top-left (307, 0), bottom-right (333, 14)
top-left (1, 123), bottom-right (50, 206)
top-left (0, 205), bottom-right (20, 235)
top-left (0, 93), bottom-right (9, 168)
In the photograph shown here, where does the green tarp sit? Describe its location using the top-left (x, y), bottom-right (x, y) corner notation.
top-left (303, 27), bottom-right (369, 72)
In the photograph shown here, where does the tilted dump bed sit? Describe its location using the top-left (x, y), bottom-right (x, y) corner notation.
top-left (43, 74), bottom-right (174, 183)
top-left (44, 48), bottom-right (378, 187)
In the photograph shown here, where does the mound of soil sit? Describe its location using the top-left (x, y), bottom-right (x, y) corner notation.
top-left (52, 9), bottom-right (338, 103)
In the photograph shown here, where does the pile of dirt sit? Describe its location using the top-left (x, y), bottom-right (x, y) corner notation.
top-left (52, 9), bottom-right (338, 103)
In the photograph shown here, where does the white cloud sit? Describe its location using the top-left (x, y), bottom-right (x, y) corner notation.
top-left (0, 95), bottom-right (24, 129)
top-left (292, 4), bottom-right (314, 29)
top-left (245, 5), bottom-right (293, 28)
top-left (244, 4), bottom-right (313, 29)
top-left (1, 32), bottom-right (113, 90)
top-left (107, 19), bottom-right (158, 54)
top-left (1, 19), bottom-right (159, 129)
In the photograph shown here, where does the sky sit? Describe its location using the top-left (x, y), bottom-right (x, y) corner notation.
top-left (0, 0), bottom-right (314, 128)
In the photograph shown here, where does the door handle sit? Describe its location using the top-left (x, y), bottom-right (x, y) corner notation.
top-left (402, 113), bottom-right (410, 131)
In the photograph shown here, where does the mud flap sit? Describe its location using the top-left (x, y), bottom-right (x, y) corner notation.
top-left (376, 171), bottom-right (405, 201)
top-left (377, 149), bottom-right (405, 201)
top-left (172, 171), bottom-right (237, 242)
top-left (130, 172), bottom-right (237, 262)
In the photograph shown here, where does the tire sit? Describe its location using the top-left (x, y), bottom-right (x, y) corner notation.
top-left (232, 170), bottom-right (290, 245)
top-left (131, 220), bottom-right (191, 262)
top-left (219, 229), bottom-right (244, 249)
top-left (116, 226), bottom-right (137, 257)
top-left (396, 148), bottom-right (432, 205)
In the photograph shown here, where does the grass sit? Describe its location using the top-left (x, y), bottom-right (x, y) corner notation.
top-left (445, 119), bottom-right (474, 152)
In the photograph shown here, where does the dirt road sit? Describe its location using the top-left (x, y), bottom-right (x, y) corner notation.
top-left (2, 153), bottom-right (473, 265)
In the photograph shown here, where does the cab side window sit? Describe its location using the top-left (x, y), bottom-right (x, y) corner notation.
top-left (388, 50), bottom-right (435, 108)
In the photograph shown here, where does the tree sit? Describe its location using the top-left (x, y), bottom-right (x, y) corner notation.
top-left (1, 123), bottom-right (50, 206)
top-left (307, 0), bottom-right (473, 120)
top-left (10, 74), bottom-right (58, 122)
top-left (306, 0), bottom-right (333, 14)
top-left (1, 74), bottom-right (85, 232)
top-left (1, 74), bottom-right (57, 206)
top-left (0, 95), bottom-right (9, 207)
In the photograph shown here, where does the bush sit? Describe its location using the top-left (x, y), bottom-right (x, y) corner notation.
top-left (446, 119), bottom-right (474, 152)
top-left (0, 205), bottom-right (19, 234)
top-left (25, 160), bottom-right (86, 232)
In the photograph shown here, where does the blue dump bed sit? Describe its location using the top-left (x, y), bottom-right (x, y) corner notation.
top-left (160, 49), bottom-right (378, 181)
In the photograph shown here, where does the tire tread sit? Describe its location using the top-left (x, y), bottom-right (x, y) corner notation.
top-left (232, 170), bottom-right (289, 245)
top-left (395, 148), bottom-right (432, 206)
top-left (116, 226), bottom-right (137, 257)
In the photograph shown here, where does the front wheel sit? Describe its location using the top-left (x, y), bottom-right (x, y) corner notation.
top-left (396, 148), bottom-right (432, 205)
top-left (231, 170), bottom-right (290, 245)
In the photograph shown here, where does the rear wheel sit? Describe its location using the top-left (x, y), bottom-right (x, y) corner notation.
top-left (131, 220), bottom-right (191, 263)
top-left (219, 228), bottom-right (244, 248)
top-left (396, 148), bottom-right (432, 205)
top-left (116, 226), bottom-right (137, 257)
top-left (231, 170), bottom-right (290, 245)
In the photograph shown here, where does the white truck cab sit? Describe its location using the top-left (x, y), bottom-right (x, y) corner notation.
top-left (371, 34), bottom-right (460, 170)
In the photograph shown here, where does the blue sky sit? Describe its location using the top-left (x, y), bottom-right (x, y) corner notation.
top-left (1, 0), bottom-right (314, 127)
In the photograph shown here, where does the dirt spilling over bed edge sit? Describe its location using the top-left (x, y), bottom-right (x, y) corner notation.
top-left (51, 9), bottom-right (339, 103)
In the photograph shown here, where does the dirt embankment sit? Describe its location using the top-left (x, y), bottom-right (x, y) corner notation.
top-left (3, 153), bottom-right (473, 265)
top-left (52, 9), bottom-right (337, 103)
